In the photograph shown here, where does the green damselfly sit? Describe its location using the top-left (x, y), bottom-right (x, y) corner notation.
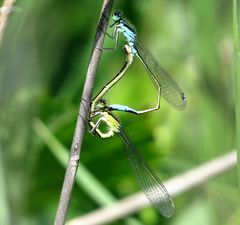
top-left (89, 99), bottom-right (174, 217)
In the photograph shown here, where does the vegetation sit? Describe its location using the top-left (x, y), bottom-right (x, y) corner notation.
top-left (0, 0), bottom-right (238, 225)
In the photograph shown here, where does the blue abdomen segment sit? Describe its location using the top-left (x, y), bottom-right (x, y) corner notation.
top-left (109, 104), bottom-right (138, 114)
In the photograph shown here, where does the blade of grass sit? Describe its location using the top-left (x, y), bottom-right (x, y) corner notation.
top-left (0, 147), bottom-right (10, 225)
top-left (33, 118), bottom-right (115, 205)
top-left (233, 0), bottom-right (240, 183)
top-left (0, 1), bottom-right (16, 222)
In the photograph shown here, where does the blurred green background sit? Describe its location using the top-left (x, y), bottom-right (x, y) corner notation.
top-left (0, 0), bottom-right (238, 225)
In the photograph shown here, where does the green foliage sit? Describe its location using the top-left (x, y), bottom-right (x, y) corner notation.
top-left (0, 0), bottom-right (237, 225)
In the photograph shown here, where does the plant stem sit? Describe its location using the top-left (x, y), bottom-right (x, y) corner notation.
top-left (66, 151), bottom-right (237, 225)
top-left (54, 1), bottom-right (114, 224)
top-left (233, 0), bottom-right (240, 183)
top-left (0, 0), bottom-right (16, 43)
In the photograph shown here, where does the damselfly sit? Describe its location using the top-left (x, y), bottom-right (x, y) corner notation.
top-left (106, 11), bottom-right (186, 111)
top-left (89, 99), bottom-right (174, 217)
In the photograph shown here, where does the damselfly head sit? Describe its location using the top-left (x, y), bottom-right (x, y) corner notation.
top-left (109, 11), bottom-right (122, 28)
top-left (112, 11), bottom-right (122, 22)
top-left (97, 99), bottom-right (107, 109)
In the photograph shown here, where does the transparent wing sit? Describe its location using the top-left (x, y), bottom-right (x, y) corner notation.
top-left (117, 127), bottom-right (174, 217)
top-left (135, 39), bottom-right (187, 111)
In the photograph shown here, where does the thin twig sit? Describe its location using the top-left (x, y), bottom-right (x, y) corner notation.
top-left (54, 1), bottom-right (114, 224)
top-left (0, 0), bottom-right (16, 43)
top-left (66, 151), bottom-right (237, 225)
